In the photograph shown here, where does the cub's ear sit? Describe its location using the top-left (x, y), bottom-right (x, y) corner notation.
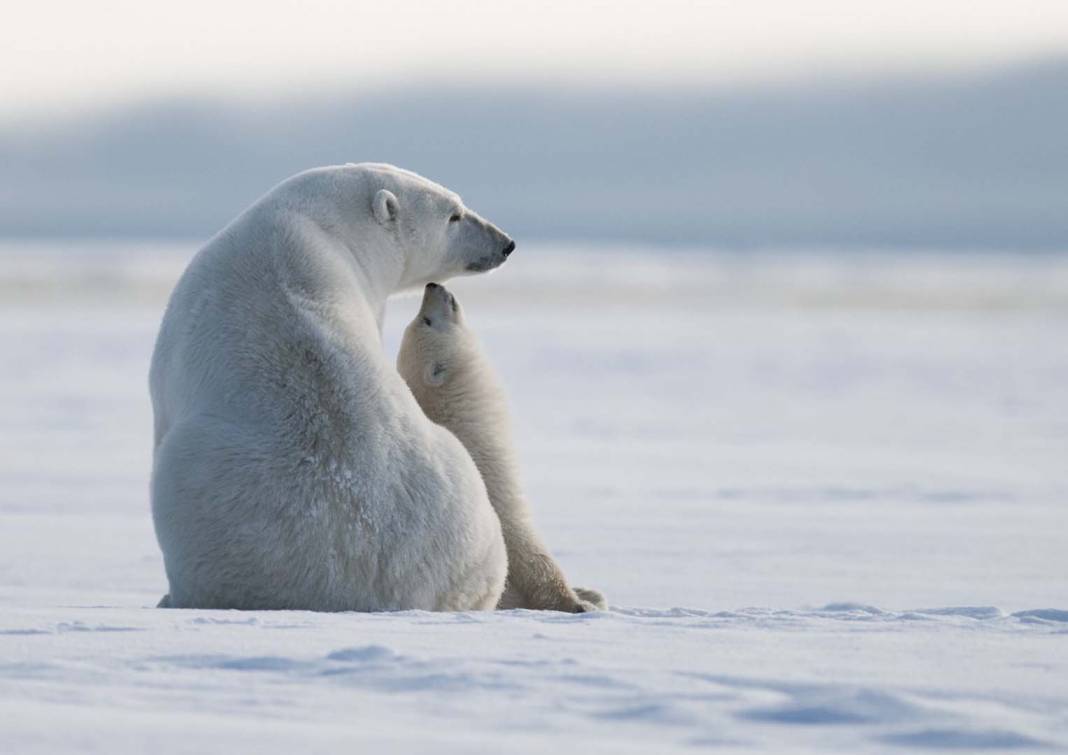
top-left (423, 361), bottom-right (447, 387)
top-left (373, 189), bottom-right (398, 225)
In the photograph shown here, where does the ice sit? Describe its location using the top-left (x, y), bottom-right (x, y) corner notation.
top-left (1, 241), bottom-right (1066, 752)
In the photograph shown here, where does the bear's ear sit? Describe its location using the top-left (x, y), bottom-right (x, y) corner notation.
top-left (424, 361), bottom-right (447, 387)
top-left (373, 189), bottom-right (398, 225)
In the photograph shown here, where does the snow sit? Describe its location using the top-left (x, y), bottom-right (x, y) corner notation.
top-left (1, 241), bottom-right (1067, 752)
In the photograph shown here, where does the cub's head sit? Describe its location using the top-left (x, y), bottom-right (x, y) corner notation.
top-left (357, 163), bottom-right (515, 287)
top-left (397, 283), bottom-right (476, 392)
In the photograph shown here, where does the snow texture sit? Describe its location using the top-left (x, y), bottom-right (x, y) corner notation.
top-left (1, 241), bottom-right (1066, 752)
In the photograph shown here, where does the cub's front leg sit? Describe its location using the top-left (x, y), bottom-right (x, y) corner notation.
top-left (574, 586), bottom-right (607, 610)
top-left (493, 526), bottom-right (606, 613)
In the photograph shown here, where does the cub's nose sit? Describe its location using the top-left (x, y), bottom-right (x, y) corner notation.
top-left (502, 240), bottom-right (516, 257)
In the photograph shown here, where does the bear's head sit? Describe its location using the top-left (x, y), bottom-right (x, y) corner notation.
top-left (354, 164), bottom-right (515, 287)
top-left (397, 282), bottom-right (478, 392)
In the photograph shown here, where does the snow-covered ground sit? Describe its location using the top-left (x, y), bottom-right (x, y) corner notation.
top-left (1, 241), bottom-right (1066, 752)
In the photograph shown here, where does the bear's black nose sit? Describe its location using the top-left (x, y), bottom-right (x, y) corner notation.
top-left (426, 282), bottom-right (439, 290)
top-left (502, 240), bottom-right (516, 257)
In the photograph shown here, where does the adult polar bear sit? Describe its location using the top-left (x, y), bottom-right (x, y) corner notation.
top-left (151, 163), bottom-right (517, 611)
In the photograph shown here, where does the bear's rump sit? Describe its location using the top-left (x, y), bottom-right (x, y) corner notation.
top-left (151, 413), bottom-right (505, 611)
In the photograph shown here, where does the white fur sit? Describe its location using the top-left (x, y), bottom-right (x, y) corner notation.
top-left (150, 163), bottom-right (515, 611)
top-left (397, 284), bottom-right (607, 612)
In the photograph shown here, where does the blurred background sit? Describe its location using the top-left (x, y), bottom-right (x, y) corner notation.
top-left (2, 0), bottom-right (1067, 247)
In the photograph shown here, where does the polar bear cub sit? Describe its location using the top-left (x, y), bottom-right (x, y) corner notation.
top-left (398, 283), bottom-right (607, 612)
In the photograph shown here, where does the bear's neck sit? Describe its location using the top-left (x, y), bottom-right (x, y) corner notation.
top-left (290, 211), bottom-right (405, 335)
top-left (339, 238), bottom-right (402, 333)
top-left (268, 179), bottom-right (407, 332)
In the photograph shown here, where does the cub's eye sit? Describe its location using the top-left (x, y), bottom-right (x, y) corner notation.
top-left (422, 316), bottom-right (432, 326)
top-left (448, 212), bottom-right (462, 223)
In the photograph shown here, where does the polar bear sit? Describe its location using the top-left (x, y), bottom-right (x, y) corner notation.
top-left (150, 163), bottom-right (516, 611)
top-left (397, 283), bottom-right (607, 612)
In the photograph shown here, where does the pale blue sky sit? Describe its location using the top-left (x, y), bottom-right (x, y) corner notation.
top-left (4, 0), bottom-right (1068, 119)
top-left (3, 1), bottom-right (1066, 247)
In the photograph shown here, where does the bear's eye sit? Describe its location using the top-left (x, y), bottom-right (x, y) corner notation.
top-left (422, 316), bottom-right (432, 326)
top-left (448, 211), bottom-right (462, 223)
